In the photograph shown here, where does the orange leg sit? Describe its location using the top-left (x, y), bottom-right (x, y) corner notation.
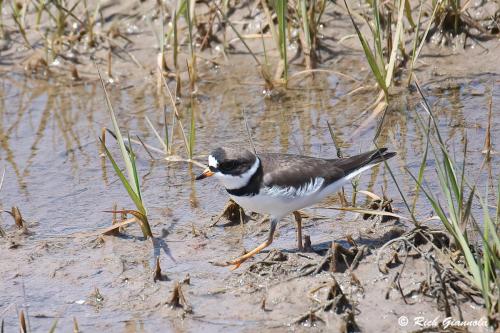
top-left (293, 211), bottom-right (303, 251)
top-left (227, 218), bottom-right (278, 270)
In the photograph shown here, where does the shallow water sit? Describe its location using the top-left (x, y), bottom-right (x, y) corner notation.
top-left (2, 69), bottom-right (498, 233)
top-left (1, 63), bottom-right (499, 331)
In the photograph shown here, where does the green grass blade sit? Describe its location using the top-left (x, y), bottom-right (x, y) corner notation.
top-left (441, 152), bottom-right (461, 222)
top-left (344, 0), bottom-right (387, 97)
top-left (414, 159), bottom-right (482, 290)
top-left (214, 3), bottom-right (260, 65)
top-left (371, 0), bottom-right (384, 70)
top-left (9, 1), bottom-right (31, 48)
top-left (160, 73), bottom-right (191, 158)
top-left (261, 0), bottom-right (279, 56)
top-left (496, 180), bottom-right (500, 226)
top-left (100, 139), bottom-right (146, 215)
top-left (461, 186), bottom-right (474, 229)
top-left (404, 0), bottom-right (416, 28)
top-left (407, 169), bottom-right (454, 233)
top-left (407, 2), bottom-right (423, 86)
top-left (409, 0), bottom-right (441, 83)
top-left (300, 0), bottom-right (311, 50)
top-left (96, 64), bottom-right (139, 197)
top-left (145, 115), bottom-right (168, 152)
top-left (185, 0), bottom-right (195, 61)
top-left (276, 0), bottom-right (288, 81)
top-left (127, 132), bottom-right (143, 206)
top-left (480, 189), bottom-right (500, 250)
top-left (173, 10), bottom-right (178, 69)
top-left (443, 152), bottom-right (461, 203)
top-left (411, 116), bottom-right (431, 215)
top-left (459, 137), bottom-right (468, 219)
top-left (480, 187), bottom-right (493, 313)
top-left (384, 0), bottom-right (405, 88)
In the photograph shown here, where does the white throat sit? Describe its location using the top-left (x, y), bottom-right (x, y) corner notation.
top-left (213, 157), bottom-right (260, 190)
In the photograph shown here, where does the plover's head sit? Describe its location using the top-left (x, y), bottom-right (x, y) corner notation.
top-left (196, 147), bottom-right (260, 189)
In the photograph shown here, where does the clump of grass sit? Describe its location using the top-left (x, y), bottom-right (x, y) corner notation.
top-left (33, 0), bottom-right (84, 62)
top-left (344, 0), bottom-right (404, 102)
top-left (151, 72), bottom-right (197, 162)
top-left (156, 2), bottom-right (169, 94)
top-left (295, 0), bottom-right (326, 70)
top-left (82, 0), bottom-right (98, 48)
top-left (407, 83), bottom-right (499, 323)
top-left (96, 64), bottom-right (153, 240)
top-left (140, 75), bottom-right (203, 176)
top-left (17, 0), bottom-right (115, 80)
top-left (158, 0), bottom-right (198, 94)
top-left (344, 0), bottom-right (447, 97)
top-left (215, 2), bottom-right (281, 89)
top-left (9, 1), bottom-right (30, 48)
top-left (406, 0), bottom-right (442, 86)
top-left (428, 0), bottom-right (490, 43)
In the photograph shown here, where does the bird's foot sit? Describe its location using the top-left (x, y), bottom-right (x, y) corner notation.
top-left (226, 258), bottom-right (245, 270)
top-left (214, 239), bottom-right (274, 270)
top-left (222, 247), bottom-right (267, 270)
top-left (209, 256), bottom-right (248, 270)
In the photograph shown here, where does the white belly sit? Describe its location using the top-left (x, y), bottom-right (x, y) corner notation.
top-left (230, 179), bottom-right (347, 219)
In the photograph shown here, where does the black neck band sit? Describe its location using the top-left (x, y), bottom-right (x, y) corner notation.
top-left (226, 158), bottom-right (263, 197)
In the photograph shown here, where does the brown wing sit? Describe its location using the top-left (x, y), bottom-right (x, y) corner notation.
top-left (258, 153), bottom-right (345, 189)
top-left (258, 148), bottom-right (395, 189)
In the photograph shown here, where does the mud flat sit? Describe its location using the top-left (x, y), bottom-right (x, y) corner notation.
top-left (0, 0), bottom-right (499, 331)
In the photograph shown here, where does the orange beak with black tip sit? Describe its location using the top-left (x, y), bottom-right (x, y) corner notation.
top-left (196, 168), bottom-right (214, 180)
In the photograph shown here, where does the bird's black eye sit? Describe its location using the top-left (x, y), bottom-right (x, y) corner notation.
top-left (219, 160), bottom-right (238, 172)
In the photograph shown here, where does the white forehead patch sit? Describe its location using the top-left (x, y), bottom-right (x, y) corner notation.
top-left (208, 155), bottom-right (219, 168)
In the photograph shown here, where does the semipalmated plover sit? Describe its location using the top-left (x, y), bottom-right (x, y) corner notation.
top-left (196, 147), bottom-right (396, 269)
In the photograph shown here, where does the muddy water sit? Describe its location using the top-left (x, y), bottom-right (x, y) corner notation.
top-left (0, 62), bottom-right (499, 332)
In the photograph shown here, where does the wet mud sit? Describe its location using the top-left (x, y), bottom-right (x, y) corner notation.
top-left (1, 0), bottom-right (499, 331)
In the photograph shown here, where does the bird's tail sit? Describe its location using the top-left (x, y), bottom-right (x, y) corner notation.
top-left (336, 148), bottom-right (396, 175)
top-left (366, 148), bottom-right (397, 165)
